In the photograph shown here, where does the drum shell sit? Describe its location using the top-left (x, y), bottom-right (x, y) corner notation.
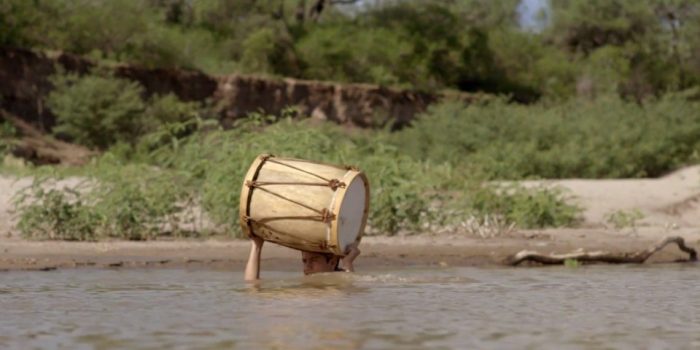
top-left (239, 155), bottom-right (369, 256)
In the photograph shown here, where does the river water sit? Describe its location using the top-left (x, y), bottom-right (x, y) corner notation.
top-left (1, 265), bottom-right (699, 349)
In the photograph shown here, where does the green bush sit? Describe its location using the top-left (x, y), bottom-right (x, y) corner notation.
top-left (48, 72), bottom-right (202, 150)
top-left (14, 178), bottom-right (101, 241)
top-left (395, 95), bottom-right (700, 179)
top-left (14, 160), bottom-right (198, 240)
top-left (0, 121), bottom-right (17, 158)
top-left (605, 208), bottom-right (644, 230)
top-left (89, 159), bottom-right (197, 240)
top-left (48, 72), bottom-right (146, 149)
top-left (160, 119), bottom-right (436, 235)
top-left (6, 0), bottom-right (700, 99)
top-left (469, 185), bottom-right (580, 228)
top-left (297, 26), bottom-right (411, 86)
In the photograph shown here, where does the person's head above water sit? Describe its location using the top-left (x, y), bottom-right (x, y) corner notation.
top-left (244, 234), bottom-right (360, 281)
top-left (301, 251), bottom-right (341, 275)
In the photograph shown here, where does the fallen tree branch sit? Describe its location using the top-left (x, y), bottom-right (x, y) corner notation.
top-left (1, 109), bottom-right (96, 165)
top-left (507, 236), bottom-right (698, 266)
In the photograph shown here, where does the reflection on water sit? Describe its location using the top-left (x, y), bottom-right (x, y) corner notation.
top-left (1, 264), bottom-right (699, 349)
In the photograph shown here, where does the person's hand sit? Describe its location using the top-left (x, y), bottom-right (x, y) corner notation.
top-left (341, 242), bottom-right (360, 272)
top-left (250, 234), bottom-right (264, 249)
top-left (245, 234), bottom-right (264, 281)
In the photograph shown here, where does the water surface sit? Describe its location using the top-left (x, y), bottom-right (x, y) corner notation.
top-left (1, 265), bottom-right (699, 349)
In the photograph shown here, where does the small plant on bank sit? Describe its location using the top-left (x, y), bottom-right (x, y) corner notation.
top-left (468, 184), bottom-right (581, 229)
top-left (91, 159), bottom-right (197, 240)
top-left (14, 178), bottom-right (102, 241)
top-left (564, 258), bottom-right (580, 267)
top-left (465, 214), bottom-right (516, 238)
top-left (605, 208), bottom-right (645, 231)
top-left (13, 160), bottom-right (199, 240)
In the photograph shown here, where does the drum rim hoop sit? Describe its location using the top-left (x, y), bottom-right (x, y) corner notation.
top-left (239, 154), bottom-right (271, 238)
top-left (329, 171), bottom-right (370, 256)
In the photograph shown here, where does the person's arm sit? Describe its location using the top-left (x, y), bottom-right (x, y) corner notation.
top-left (340, 242), bottom-right (360, 272)
top-left (244, 235), bottom-right (264, 281)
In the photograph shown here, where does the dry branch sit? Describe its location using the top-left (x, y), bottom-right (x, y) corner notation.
top-left (507, 236), bottom-right (698, 266)
top-left (1, 110), bottom-right (96, 166)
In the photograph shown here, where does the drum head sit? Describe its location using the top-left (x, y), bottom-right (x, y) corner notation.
top-left (337, 175), bottom-right (367, 252)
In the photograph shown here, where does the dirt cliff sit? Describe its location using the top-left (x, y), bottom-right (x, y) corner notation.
top-left (0, 47), bottom-right (476, 131)
top-left (0, 47), bottom-right (217, 131)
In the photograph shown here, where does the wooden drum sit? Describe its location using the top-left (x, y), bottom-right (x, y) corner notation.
top-left (239, 155), bottom-right (370, 256)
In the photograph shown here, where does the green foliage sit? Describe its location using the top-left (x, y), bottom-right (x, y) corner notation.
top-left (548, 0), bottom-right (657, 54)
top-left (15, 92), bottom-right (700, 238)
top-left (12, 0), bottom-right (700, 241)
top-left (0, 121), bottom-right (17, 157)
top-left (564, 258), bottom-right (581, 267)
top-left (143, 94), bottom-right (203, 131)
top-left (396, 95), bottom-right (700, 179)
top-left (14, 178), bottom-right (101, 241)
top-left (6, 0), bottom-right (700, 99)
top-left (0, 0), bottom-right (45, 46)
top-left (605, 208), bottom-right (645, 230)
top-left (154, 118), bottom-right (436, 235)
top-left (47, 72), bottom-right (202, 150)
top-left (469, 185), bottom-right (580, 228)
top-left (48, 72), bottom-right (146, 149)
top-left (297, 26), bottom-right (411, 86)
top-left (14, 161), bottom-right (197, 241)
top-left (547, 0), bottom-right (700, 100)
top-left (89, 159), bottom-right (196, 240)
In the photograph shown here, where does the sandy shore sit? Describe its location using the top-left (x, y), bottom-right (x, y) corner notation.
top-left (1, 229), bottom-right (700, 272)
top-left (1, 166), bottom-right (698, 271)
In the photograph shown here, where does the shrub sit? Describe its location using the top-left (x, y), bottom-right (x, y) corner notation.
top-left (468, 185), bottom-right (581, 228)
top-left (395, 95), bottom-right (700, 179)
top-left (48, 72), bottom-right (146, 149)
top-left (48, 72), bottom-right (202, 150)
top-left (297, 26), bottom-right (411, 86)
top-left (90, 159), bottom-right (197, 240)
top-left (14, 178), bottom-right (101, 241)
top-left (605, 208), bottom-right (644, 230)
top-left (0, 121), bottom-right (17, 158)
top-left (14, 160), bottom-right (198, 240)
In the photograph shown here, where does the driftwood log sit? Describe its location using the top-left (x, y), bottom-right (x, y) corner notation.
top-left (507, 236), bottom-right (698, 266)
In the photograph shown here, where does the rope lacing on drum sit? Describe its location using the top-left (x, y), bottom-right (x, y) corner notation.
top-left (242, 156), bottom-right (347, 233)
top-left (245, 179), bottom-right (345, 190)
top-left (241, 208), bottom-right (336, 225)
top-left (249, 158), bottom-right (353, 191)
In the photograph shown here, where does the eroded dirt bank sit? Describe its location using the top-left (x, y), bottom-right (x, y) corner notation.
top-left (0, 47), bottom-right (477, 132)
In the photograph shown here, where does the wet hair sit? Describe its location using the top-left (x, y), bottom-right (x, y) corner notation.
top-left (302, 252), bottom-right (342, 272)
top-left (321, 253), bottom-right (341, 271)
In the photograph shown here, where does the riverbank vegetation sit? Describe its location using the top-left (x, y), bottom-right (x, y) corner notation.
top-left (3, 0), bottom-right (699, 102)
top-left (9, 71), bottom-right (700, 240)
top-left (2, 0), bottom-right (700, 240)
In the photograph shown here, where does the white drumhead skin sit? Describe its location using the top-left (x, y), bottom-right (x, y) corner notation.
top-left (337, 176), bottom-right (367, 252)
